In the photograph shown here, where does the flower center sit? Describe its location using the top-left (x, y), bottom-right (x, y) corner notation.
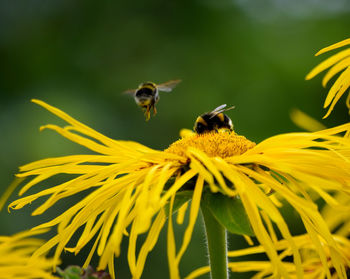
top-left (165, 131), bottom-right (256, 158)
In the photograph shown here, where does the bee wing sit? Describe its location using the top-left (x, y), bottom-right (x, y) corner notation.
top-left (212, 104), bottom-right (227, 113)
top-left (209, 104), bottom-right (235, 118)
top-left (157, 79), bottom-right (182, 92)
top-left (123, 89), bottom-right (137, 95)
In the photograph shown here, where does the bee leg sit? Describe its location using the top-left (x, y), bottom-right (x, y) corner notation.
top-left (144, 106), bottom-right (151, 121)
top-left (153, 105), bottom-right (157, 116)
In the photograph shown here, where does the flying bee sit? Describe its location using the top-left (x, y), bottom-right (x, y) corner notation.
top-left (124, 79), bottom-right (181, 121)
top-left (194, 104), bottom-right (235, 134)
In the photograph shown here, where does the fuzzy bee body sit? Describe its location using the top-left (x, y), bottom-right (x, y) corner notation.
top-left (134, 82), bottom-right (159, 107)
top-left (124, 80), bottom-right (181, 121)
top-left (194, 104), bottom-right (234, 134)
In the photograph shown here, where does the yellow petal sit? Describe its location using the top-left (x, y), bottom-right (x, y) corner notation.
top-left (322, 57), bottom-right (350, 86)
top-left (306, 48), bottom-right (350, 80)
top-left (167, 195), bottom-right (180, 279)
top-left (134, 210), bottom-right (166, 278)
top-left (184, 266), bottom-right (211, 279)
top-left (290, 108), bottom-right (326, 132)
top-left (176, 201), bottom-right (188, 225)
top-left (315, 38), bottom-right (350, 56)
top-left (175, 176), bottom-right (204, 264)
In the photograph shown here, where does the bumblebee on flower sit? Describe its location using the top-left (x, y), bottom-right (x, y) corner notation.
top-left (5, 97), bottom-right (350, 279)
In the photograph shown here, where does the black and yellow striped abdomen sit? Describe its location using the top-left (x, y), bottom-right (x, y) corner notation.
top-left (134, 82), bottom-right (159, 107)
top-left (194, 112), bottom-right (233, 134)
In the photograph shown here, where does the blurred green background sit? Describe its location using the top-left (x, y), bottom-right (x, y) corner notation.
top-left (1, 0), bottom-right (350, 278)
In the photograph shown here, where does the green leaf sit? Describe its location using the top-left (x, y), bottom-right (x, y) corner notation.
top-left (164, 190), bottom-right (193, 217)
top-left (202, 192), bottom-right (254, 236)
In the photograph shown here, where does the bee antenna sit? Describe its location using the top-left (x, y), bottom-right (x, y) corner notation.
top-left (223, 105), bottom-right (235, 112)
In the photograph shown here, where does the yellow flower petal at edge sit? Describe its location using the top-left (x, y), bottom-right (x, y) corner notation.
top-left (290, 108), bottom-right (327, 132)
top-left (226, 227), bottom-right (350, 278)
top-left (186, 233), bottom-right (350, 279)
top-left (0, 229), bottom-right (58, 279)
top-left (187, 178), bottom-right (350, 279)
top-left (7, 99), bottom-right (350, 278)
top-left (306, 38), bottom-right (350, 118)
top-left (315, 38), bottom-right (350, 56)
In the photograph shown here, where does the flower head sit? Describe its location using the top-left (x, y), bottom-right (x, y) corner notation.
top-left (8, 100), bottom-right (350, 278)
top-left (306, 38), bottom-right (350, 118)
top-left (0, 229), bottom-right (57, 279)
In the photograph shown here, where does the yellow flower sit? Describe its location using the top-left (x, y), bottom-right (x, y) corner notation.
top-left (0, 229), bottom-right (57, 279)
top-left (306, 38), bottom-right (350, 118)
top-left (224, 233), bottom-right (350, 279)
top-left (7, 100), bottom-right (350, 279)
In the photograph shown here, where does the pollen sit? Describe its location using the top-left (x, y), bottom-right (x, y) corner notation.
top-left (165, 131), bottom-right (256, 158)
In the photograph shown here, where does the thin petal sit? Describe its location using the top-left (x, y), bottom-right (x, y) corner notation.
top-left (134, 210), bottom-right (166, 278)
top-left (322, 57), bottom-right (350, 87)
top-left (184, 266), bottom-right (211, 279)
top-left (306, 49), bottom-right (350, 80)
top-left (176, 176), bottom-right (204, 264)
top-left (315, 38), bottom-right (350, 56)
top-left (323, 68), bottom-right (350, 118)
top-left (290, 108), bottom-right (327, 132)
top-left (176, 202), bottom-right (188, 225)
top-left (167, 195), bottom-right (180, 279)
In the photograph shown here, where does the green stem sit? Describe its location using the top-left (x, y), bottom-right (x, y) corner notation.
top-left (201, 205), bottom-right (228, 279)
